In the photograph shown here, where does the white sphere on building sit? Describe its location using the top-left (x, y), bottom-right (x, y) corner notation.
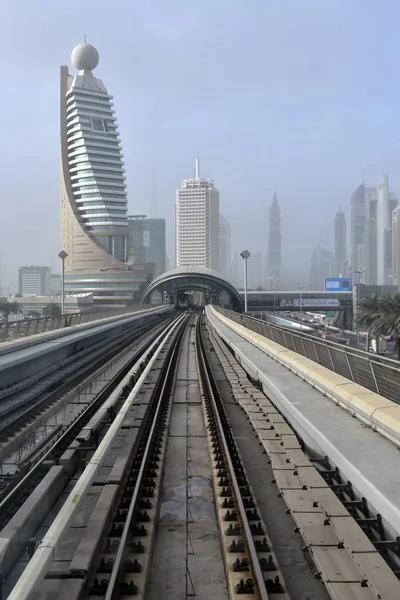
top-left (71, 43), bottom-right (99, 71)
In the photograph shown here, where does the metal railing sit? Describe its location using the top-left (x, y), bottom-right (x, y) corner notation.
top-left (0, 305), bottom-right (163, 344)
top-left (213, 306), bottom-right (400, 405)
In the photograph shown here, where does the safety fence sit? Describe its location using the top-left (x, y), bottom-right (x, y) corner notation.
top-left (0, 304), bottom-right (162, 344)
top-left (213, 306), bottom-right (400, 404)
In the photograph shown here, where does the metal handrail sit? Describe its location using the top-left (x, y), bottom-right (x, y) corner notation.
top-left (213, 306), bottom-right (400, 404)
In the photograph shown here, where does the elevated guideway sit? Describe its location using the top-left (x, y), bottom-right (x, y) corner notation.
top-left (206, 305), bottom-right (400, 540)
top-left (0, 305), bottom-right (173, 389)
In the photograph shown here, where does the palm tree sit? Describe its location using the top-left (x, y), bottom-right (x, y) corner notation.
top-left (355, 293), bottom-right (384, 352)
top-left (374, 293), bottom-right (400, 359)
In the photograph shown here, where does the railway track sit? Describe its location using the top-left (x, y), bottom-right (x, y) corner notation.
top-left (0, 314), bottom-right (178, 530)
top-left (0, 312), bottom-right (170, 450)
top-left (3, 309), bottom-right (400, 600)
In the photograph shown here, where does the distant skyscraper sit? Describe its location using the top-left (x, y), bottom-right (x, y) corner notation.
top-left (50, 274), bottom-right (62, 295)
top-left (377, 174), bottom-right (391, 285)
top-left (19, 266), bottom-right (50, 296)
top-left (128, 215), bottom-right (166, 277)
top-left (248, 252), bottom-right (263, 289)
top-left (351, 183), bottom-right (368, 280)
top-left (60, 43), bottom-right (150, 306)
top-left (176, 158), bottom-right (219, 270)
top-left (230, 250), bottom-right (240, 288)
top-left (351, 178), bottom-right (397, 285)
top-left (268, 194), bottom-right (281, 283)
top-left (219, 215), bottom-right (231, 280)
top-left (309, 241), bottom-right (334, 290)
top-left (364, 185), bottom-right (378, 285)
top-left (392, 206), bottom-right (400, 287)
top-left (334, 208), bottom-right (347, 276)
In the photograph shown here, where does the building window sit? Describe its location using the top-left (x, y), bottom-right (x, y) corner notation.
top-left (91, 118), bottom-right (105, 132)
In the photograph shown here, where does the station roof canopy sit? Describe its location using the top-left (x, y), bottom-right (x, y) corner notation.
top-left (141, 265), bottom-right (244, 312)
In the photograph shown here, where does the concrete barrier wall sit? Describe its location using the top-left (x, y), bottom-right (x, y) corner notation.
top-left (208, 306), bottom-right (400, 447)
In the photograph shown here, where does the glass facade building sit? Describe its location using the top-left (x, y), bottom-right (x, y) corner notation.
top-left (128, 216), bottom-right (166, 277)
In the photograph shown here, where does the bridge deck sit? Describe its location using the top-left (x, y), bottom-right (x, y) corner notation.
top-left (206, 306), bottom-right (400, 537)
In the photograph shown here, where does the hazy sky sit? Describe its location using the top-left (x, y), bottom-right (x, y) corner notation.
top-left (1, 0), bottom-right (400, 291)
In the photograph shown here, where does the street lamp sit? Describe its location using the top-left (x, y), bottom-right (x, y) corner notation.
top-left (273, 288), bottom-right (277, 324)
top-left (58, 250), bottom-right (68, 316)
top-left (240, 250), bottom-right (251, 313)
top-left (298, 286), bottom-right (305, 331)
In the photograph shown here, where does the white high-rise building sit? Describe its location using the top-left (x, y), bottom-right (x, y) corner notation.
top-left (219, 215), bottom-right (231, 280)
top-left (176, 158), bottom-right (219, 270)
top-left (60, 43), bottom-right (153, 306)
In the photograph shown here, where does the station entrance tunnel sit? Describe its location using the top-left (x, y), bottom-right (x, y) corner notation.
top-left (141, 266), bottom-right (244, 313)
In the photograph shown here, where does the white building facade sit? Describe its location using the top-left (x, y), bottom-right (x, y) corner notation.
top-left (219, 214), bottom-right (231, 280)
top-left (176, 158), bottom-right (219, 270)
top-left (377, 174), bottom-right (391, 285)
top-left (18, 266), bottom-right (51, 296)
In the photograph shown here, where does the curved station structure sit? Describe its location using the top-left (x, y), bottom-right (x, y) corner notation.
top-left (141, 266), bottom-right (244, 312)
top-left (60, 43), bottom-right (152, 306)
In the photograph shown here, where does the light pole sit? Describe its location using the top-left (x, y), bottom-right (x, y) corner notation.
top-left (240, 250), bottom-right (251, 313)
top-left (273, 288), bottom-right (277, 324)
top-left (58, 250), bottom-right (68, 316)
top-left (298, 286), bottom-right (305, 331)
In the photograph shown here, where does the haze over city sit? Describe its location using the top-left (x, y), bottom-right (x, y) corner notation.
top-left (1, 0), bottom-right (400, 291)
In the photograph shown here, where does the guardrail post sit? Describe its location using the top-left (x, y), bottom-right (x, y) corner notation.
top-left (32, 318), bottom-right (40, 336)
top-left (14, 320), bottom-right (22, 337)
top-left (344, 353), bottom-right (355, 382)
top-left (327, 347), bottom-right (336, 372)
top-left (299, 334), bottom-right (307, 357)
top-left (369, 361), bottom-right (381, 395)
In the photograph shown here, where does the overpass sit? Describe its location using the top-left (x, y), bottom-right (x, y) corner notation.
top-left (240, 290), bottom-right (353, 327)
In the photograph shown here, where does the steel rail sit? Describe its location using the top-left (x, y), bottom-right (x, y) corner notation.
top-left (6, 313), bottom-right (186, 600)
top-left (104, 313), bottom-right (189, 600)
top-left (196, 318), bottom-right (270, 600)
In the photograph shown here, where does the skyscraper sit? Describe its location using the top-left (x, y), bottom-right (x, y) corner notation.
top-left (377, 174), bottom-right (391, 285)
top-left (176, 158), bottom-right (219, 270)
top-left (268, 194), bottom-right (281, 283)
top-left (128, 216), bottom-right (166, 277)
top-left (392, 205), bottom-right (400, 287)
top-left (351, 177), bottom-right (397, 285)
top-left (230, 250), bottom-right (240, 288)
top-left (309, 241), bottom-right (335, 290)
top-left (364, 185), bottom-right (378, 285)
top-left (334, 208), bottom-right (347, 276)
top-left (351, 183), bottom-right (368, 280)
top-left (60, 43), bottom-right (150, 305)
top-left (248, 252), bottom-right (263, 289)
top-left (219, 215), bottom-right (231, 280)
